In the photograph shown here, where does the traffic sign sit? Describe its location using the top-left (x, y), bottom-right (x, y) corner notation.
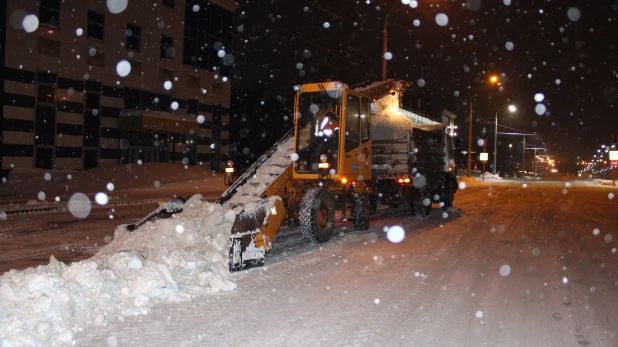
top-left (480, 152), bottom-right (488, 162)
top-left (610, 150), bottom-right (618, 161)
top-left (612, 160), bottom-right (618, 167)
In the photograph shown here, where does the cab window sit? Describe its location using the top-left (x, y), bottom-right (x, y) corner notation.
top-left (345, 94), bottom-right (360, 152)
top-left (361, 97), bottom-right (370, 143)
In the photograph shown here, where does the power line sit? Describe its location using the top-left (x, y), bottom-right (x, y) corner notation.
top-left (301, 0), bottom-right (356, 25)
top-left (476, 115), bottom-right (533, 134)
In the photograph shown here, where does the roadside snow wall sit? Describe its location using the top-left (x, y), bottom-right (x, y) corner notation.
top-left (0, 194), bottom-right (237, 347)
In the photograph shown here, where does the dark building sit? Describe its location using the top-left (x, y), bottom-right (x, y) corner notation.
top-left (1, 0), bottom-right (237, 172)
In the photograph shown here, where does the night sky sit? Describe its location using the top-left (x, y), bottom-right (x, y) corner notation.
top-left (229, 0), bottom-right (618, 164)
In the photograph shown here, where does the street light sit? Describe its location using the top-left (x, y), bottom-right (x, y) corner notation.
top-left (381, 1), bottom-right (402, 81)
top-left (493, 105), bottom-right (517, 174)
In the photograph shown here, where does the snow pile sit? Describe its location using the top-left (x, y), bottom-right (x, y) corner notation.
top-left (457, 176), bottom-right (481, 186)
top-left (479, 172), bottom-right (502, 180)
top-left (0, 194), bottom-right (236, 346)
top-left (371, 95), bottom-right (444, 141)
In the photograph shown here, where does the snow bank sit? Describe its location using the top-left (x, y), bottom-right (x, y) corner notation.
top-left (0, 163), bottom-right (228, 204)
top-left (0, 194), bottom-right (236, 347)
top-left (478, 172), bottom-right (502, 180)
top-left (457, 176), bottom-right (481, 186)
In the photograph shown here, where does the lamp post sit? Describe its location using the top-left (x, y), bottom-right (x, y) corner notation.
top-left (493, 105), bottom-right (517, 174)
top-left (382, 1), bottom-right (401, 81)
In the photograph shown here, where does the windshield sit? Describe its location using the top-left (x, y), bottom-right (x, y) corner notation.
top-left (295, 91), bottom-right (342, 174)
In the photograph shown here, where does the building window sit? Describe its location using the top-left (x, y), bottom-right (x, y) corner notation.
top-left (130, 60), bottom-right (142, 76)
top-left (160, 35), bottom-right (174, 59)
top-left (37, 85), bottom-right (56, 105)
top-left (212, 127), bottom-right (221, 141)
top-left (124, 88), bottom-right (141, 110)
top-left (38, 37), bottom-right (60, 57)
top-left (126, 24), bottom-right (141, 51)
top-left (159, 68), bottom-right (174, 81)
top-left (87, 51), bottom-right (105, 67)
top-left (88, 11), bottom-right (105, 41)
top-left (85, 93), bottom-right (100, 110)
top-left (213, 105), bottom-right (222, 127)
top-left (188, 75), bottom-right (200, 89)
top-left (188, 100), bottom-right (198, 115)
top-left (163, 0), bottom-right (174, 8)
top-left (183, 1), bottom-right (233, 71)
top-left (39, 0), bottom-right (60, 28)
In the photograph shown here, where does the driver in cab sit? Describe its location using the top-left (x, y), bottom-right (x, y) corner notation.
top-left (319, 110), bottom-right (339, 137)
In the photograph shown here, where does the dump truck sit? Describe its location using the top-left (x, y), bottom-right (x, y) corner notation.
top-left (126, 80), bottom-right (458, 271)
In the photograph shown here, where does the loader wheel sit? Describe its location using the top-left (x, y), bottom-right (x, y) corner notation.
top-left (299, 188), bottom-right (335, 243)
top-left (352, 193), bottom-right (371, 230)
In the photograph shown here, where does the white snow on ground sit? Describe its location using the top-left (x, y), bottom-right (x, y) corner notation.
top-left (0, 141), bottom-right (297, 346)
top-left (478, 172), bottom-right (502, 180)
top-left (0, 194), bottom-right (237, 346)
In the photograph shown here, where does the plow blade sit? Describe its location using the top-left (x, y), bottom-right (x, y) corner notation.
top-left (228, 198), bottom-right (286, 271)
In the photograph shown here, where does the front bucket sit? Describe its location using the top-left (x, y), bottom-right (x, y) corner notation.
top-left (228, 197), bottom-right (286, 271)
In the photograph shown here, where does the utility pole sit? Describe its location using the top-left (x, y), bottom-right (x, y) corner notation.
top-left (467, 100), bottom-right (472, 177)
top-left (381, 21), bottom-right (388, 81)
top-left (381, 0), bottom-right (400, 81)
top-left (522, 136), bottom-right (525, 180)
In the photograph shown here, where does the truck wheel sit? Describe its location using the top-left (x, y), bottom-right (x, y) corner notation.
top-left (352, 193), bottom-right (371, 230)
top-left (441, 187), bottom-right (455, 210)
top-left (369, 194), bottom-right (378, 215)
top-left (424, 196), bottom-right (433, 215)
top-left (299, 188), bottom-right (335, 243)
top-left (403, 200), bottom-right (412, 214)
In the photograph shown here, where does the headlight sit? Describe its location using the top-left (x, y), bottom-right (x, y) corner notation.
top-left (335, 82), bottom-right (343, 90)
top-left (293, 85), bottom-right (302, 92)
top-left (320, 154), bottom-right (327, 162)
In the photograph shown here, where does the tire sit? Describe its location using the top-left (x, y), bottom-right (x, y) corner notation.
top-left (444, 189), bottom-right (455, 208)
top-left (369, 194), bottom-right (378, 215)
top-left (443, 173), bottom-right (457, 209)
top-left (412, 198), bottom-right (428, 218)
top-left (402, 199), bottom-right (412, 214)
top-left (424, 197), bottom-right (433, 215)
top-left (299, 188), bottom-right (335, 243)
top-left (352, 193), bottom-right (371, 230)
top-left (412, 189), bottom-right (430, 218)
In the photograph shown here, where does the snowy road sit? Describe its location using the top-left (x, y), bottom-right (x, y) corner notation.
top-left (75, 181), bottom-right (618, 347)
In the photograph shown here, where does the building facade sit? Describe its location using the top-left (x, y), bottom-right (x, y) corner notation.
top-left (1, 0), bottom-right (236, 172)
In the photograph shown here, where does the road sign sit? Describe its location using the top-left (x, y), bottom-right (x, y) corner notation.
top-left (610, 150), bottom-right (618, 161)
top-left (480, 152), bottom-right (489, 162)
top-left (612, 160), bottom-right (618, 167)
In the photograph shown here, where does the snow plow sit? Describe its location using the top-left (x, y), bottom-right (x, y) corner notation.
top-left (126, 80), bottom-right (458, 271)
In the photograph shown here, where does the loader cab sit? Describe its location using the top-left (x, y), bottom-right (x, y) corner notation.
top-left (293, 82), bottom-right (372, 183)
